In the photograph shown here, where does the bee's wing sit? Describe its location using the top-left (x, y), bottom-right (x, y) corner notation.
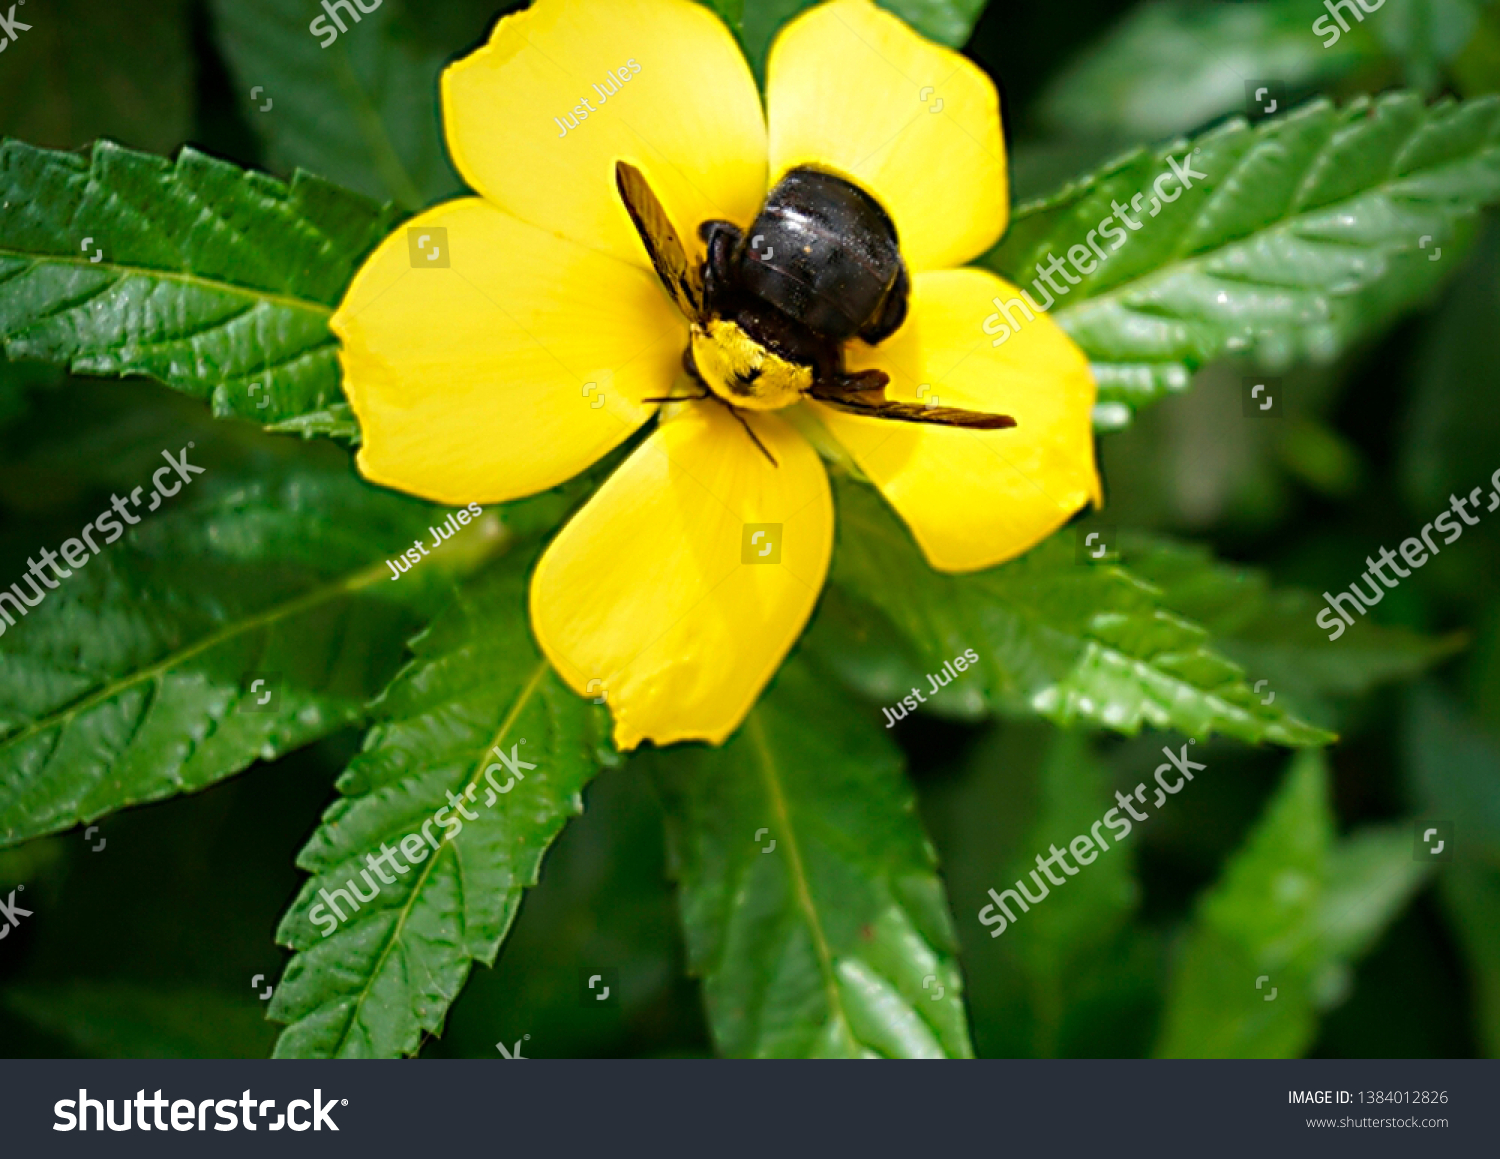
top-left (615, 161), bottom-right (705, 321)
top-left (809, 371), bottom-right (1016, 430)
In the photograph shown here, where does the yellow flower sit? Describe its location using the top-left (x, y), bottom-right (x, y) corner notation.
top-left (332, 0), bottom-right (1100, 750)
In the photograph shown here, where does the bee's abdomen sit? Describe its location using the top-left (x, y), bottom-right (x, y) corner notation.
top-left (737, 167), bottom-right (904, 342)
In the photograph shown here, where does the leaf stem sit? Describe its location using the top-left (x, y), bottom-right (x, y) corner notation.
top-left (329, 657), bottom-right (552, 1057)
top-left (0, 248), bottom-right (338, 318)
top-left (747, 709), bottom-right (848, 1049)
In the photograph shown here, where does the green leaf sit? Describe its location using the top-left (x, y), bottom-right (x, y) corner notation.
top-left (425, 760), bottom-right (689, 1059)
top-left (702, 0), bottom-right (746, 32)
top-left (1037, 0), bottom-right (1371, 141)
top-left (1378, 0), bottom-right (1487, 90)
top-left (1156, 750), bottom-right (1428, 1057)
top-left (736, 0), bottom-right (987, 76)
top-left (0, 0), bottom-right (192, 155)
top-left (649, 657), bottom-right (973, 1058)
top-left (817, 475), bottom-right (1333, 745)
top-left (3, 982), bottom-right (277, 1059)
top-left (265, 402), bottom-right (363, 443)
top-left (1451, 0), bottom-right (1500, 95)
top-left (1436, 862), bottom-right (1500, 1055)
top-left (1400, 217), bottom-right (1500, 513)
top-left (874, 0), bottom-right (989, 45)
top-left (984, 93), bottom-right (1500, 419)
top-left (270, 553), bottom-right (605, 1058)
top-left (801, 582), bottom-right (975, 720)
top-left (1403, 684), bottom-right (1500, 1054)
top-left (0, 464), bottom-right (485, 849)
top-left (1404, 684), bottom-right (1500, 859)
top-left (208, 0), bottom-right (508, 210)
top-left (923, 724), bottom-right (1150, 1057)
top-left (0, 139), bottom-right (401, 431)
top-left (1118, 532), bottom-right (1461, 728)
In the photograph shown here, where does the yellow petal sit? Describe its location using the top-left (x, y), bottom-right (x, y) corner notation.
top-left (765, 0), bottom-right (1007, 273)
top-left (335, 197), bottom-right (684, 505)
top-left (442, 0), bottom-right (766, 268)
top-left (530, 404), bottom-right (832, 749)
top-left (812, 268), bottom-right (1099, 572)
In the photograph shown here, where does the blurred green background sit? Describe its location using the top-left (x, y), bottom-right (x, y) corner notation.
top-left (1, 0), bottom-right (1498, 1058)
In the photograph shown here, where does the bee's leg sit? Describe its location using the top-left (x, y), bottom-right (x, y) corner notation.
top-left (812, 334), bottom-right (846, 385)
top-left (698, 220), bottom-right (741, 302)
top-left (858, 260), bottom-right (910, 346)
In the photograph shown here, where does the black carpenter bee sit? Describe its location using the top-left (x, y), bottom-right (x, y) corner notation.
top-left (614, 161), bottom-right (1015, 460)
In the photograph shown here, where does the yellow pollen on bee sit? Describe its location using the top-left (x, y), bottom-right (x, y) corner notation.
top-left (689, 320), bottom-right (812, 410)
